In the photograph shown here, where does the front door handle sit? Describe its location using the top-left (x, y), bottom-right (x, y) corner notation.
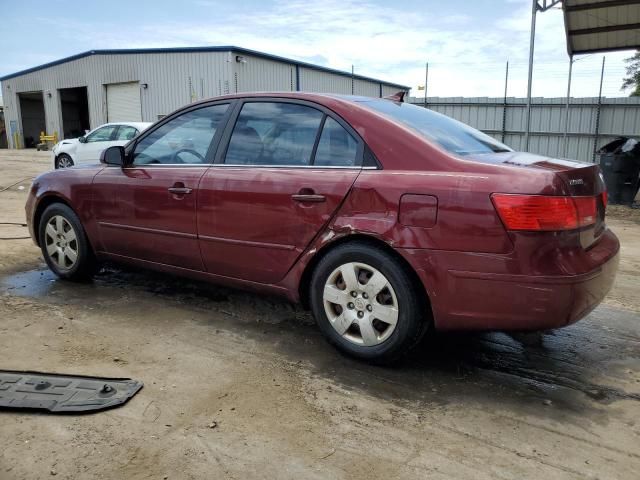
top-left (292, 188), bottom-right (326, 203)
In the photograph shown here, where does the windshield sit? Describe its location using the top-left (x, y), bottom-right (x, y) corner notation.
top-left (359, 99), bottom-right (512, 156)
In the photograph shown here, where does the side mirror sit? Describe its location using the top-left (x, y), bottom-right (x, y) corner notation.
top-left (78, 136), bottom-right (87, 143)
top-left (101, 146), bottom-right (126, 166)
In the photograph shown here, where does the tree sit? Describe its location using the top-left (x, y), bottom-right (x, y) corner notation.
top-left (622, 50), bottom-right (640, 96)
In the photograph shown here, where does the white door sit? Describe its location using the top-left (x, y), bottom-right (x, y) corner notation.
top-left (106, 82), bottom-right (141, 122)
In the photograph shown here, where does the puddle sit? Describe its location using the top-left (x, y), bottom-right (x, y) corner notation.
top-left (1, 264), bottom-right (313, 327)
top-left (2, 265), bottom-right (639, 410)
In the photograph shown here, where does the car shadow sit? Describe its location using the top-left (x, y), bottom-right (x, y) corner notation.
top-left (3, 263), bottom-right (639, 417)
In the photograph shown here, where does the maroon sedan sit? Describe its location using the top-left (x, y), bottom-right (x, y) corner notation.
top-left (25, 92), bottom-right (619, 363)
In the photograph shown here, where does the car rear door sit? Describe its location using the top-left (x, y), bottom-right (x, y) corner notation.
top-left (112, 125), bottom-right (140, 145)
top-left (197, 99), bottom-right (363, 284)
top-left (91, 103), bottom-right (231, 270)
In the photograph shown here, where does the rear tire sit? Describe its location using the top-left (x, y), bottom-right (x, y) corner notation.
top-left (38, 203), bottom-right (96, 280)
top-left (310, 242), bottom-right (429, 364)
top-left (55, 154), bottom-right (74, 169)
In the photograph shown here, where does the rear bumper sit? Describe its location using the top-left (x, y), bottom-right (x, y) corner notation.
top-left (400, 229), bottom-right (620, 331)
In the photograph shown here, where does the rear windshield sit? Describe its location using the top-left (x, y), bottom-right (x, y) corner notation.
top-left (359, 99), bottom-right (512, 156)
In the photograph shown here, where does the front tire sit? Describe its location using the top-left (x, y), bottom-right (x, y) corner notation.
top-left (55, 154), bottom-right (74, 169)
top-left (310, 242), bottom-right (429, 364)
top-left (38, 203), bottom-right (96, 280)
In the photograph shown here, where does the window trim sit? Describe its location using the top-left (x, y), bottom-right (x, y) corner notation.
top-left (118, 96), bottom-right (383, 170)
top-left (214, 98), bottom-right (365, 169)
top-left (123, 100), bottom-right (236, 167)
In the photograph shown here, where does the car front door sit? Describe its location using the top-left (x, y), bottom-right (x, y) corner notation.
top-left (91, 103), bottom-right (231, 270)
top-left (76, 125), bottom-right (119, 163)
top-left (197, 100), bottom-right (363, 284)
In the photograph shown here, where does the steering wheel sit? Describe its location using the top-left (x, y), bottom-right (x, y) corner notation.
top-left (171, 148), bottom-right (206, 164)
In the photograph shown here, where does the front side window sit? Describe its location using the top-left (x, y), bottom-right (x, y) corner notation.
top-left (225, 102), bottom-right (323, 166)
top-left (132, 104), bottom-right (228, 165)
top-left (360, 99), bottom-right (512, 156)
top-left (86, 125), bottom-right (117, 143)
top-left (115, 126), bottom-right (138, 141)
top-left (314, 118), bottom-right (358, 167)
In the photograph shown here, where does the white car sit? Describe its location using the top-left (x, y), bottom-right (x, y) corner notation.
top-left (51, 122), bottom-right (152, 169)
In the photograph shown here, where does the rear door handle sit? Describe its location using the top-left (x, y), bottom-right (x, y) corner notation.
top-left (168, 186), bottom-right (193, 194)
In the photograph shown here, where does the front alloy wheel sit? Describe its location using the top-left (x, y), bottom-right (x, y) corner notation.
top-left (56, 154), bottom-right (74, 169)
top-left (39, 203), bottom-right (96, 280)
top-left (44, 215), bottom-right (79, 271)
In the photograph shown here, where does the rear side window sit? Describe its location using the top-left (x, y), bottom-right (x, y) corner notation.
top-left (225, 102), bottom-right (323, 166)
top-left (115, 126), bottom-right (138, 141)
top-left (314, 118), bottom-right (358, 167)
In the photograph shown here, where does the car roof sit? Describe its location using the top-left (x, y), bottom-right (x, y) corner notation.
top-left (99, 122), bottom-right (152, 130)
top-left (187, 92), bottom-right (391, 109)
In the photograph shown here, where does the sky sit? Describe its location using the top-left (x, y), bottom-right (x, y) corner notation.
top-left (0, 0), bottom-right (635, 100)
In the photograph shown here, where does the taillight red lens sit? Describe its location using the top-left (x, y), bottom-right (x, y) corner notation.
top-left (601, 190), bottom-right (608, 209)
top-left (574, 196), bottom-right (597, 227)
top-left (491, 194), bottom-right (597, 231)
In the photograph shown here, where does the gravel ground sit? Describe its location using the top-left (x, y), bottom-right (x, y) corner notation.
top-left (0, 150), bottom-right (639, 480)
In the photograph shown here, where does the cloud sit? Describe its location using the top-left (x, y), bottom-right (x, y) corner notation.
top-left (12, 1), bottom-right (633, 97)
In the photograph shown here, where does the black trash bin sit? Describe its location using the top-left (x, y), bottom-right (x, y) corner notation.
top-left (597, 138), bottom-right (640, 205)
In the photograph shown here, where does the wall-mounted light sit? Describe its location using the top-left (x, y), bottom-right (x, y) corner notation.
top-left (141, 83), bottom-right (148, 89)
top-left (235, 55), bottom-right (247, 64)
top-left (46, 91), bottom-right (52, 98)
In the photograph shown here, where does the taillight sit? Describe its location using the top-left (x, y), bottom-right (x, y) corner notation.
top-left (601, 190), bottom-right (607, 209)
top-left (491, 194), bottom-right (597, 231)
top-left (574, 196), bottom-right (597, 226)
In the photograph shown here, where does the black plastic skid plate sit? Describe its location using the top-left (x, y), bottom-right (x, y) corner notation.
top-left (0, 370), bottom-right (143, 413)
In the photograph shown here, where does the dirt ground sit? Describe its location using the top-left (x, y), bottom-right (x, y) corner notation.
top-left (0, 150), bottom-right (639, 480)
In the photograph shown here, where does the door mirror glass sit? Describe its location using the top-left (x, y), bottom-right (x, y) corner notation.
top-left (101, 146), bottom-right (126, 166)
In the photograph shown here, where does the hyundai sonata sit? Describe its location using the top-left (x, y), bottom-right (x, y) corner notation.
top-left (26, 92), bottom-right (619, 363)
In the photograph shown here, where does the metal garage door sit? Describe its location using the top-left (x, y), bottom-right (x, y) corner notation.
top-left (106, 82), bottom-right (141, 122)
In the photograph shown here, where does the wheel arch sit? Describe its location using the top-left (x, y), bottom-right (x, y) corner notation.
top-left (33, 195), bottom-right (77, 247)
top-left (298, 233), bottom-right (432, 317)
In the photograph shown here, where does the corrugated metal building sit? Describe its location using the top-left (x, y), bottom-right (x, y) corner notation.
top-left (0, 46), bottom-right (409, 149)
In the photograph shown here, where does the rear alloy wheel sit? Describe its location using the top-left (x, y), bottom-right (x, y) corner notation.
top-left (323, 262), bottom-right (399, 346)
top-left (39, 203), bottom-right (96, 280)
top-left (56, 154), bottom-right (74, 169)
top-left (310, 242), bottom-right (429, 364)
